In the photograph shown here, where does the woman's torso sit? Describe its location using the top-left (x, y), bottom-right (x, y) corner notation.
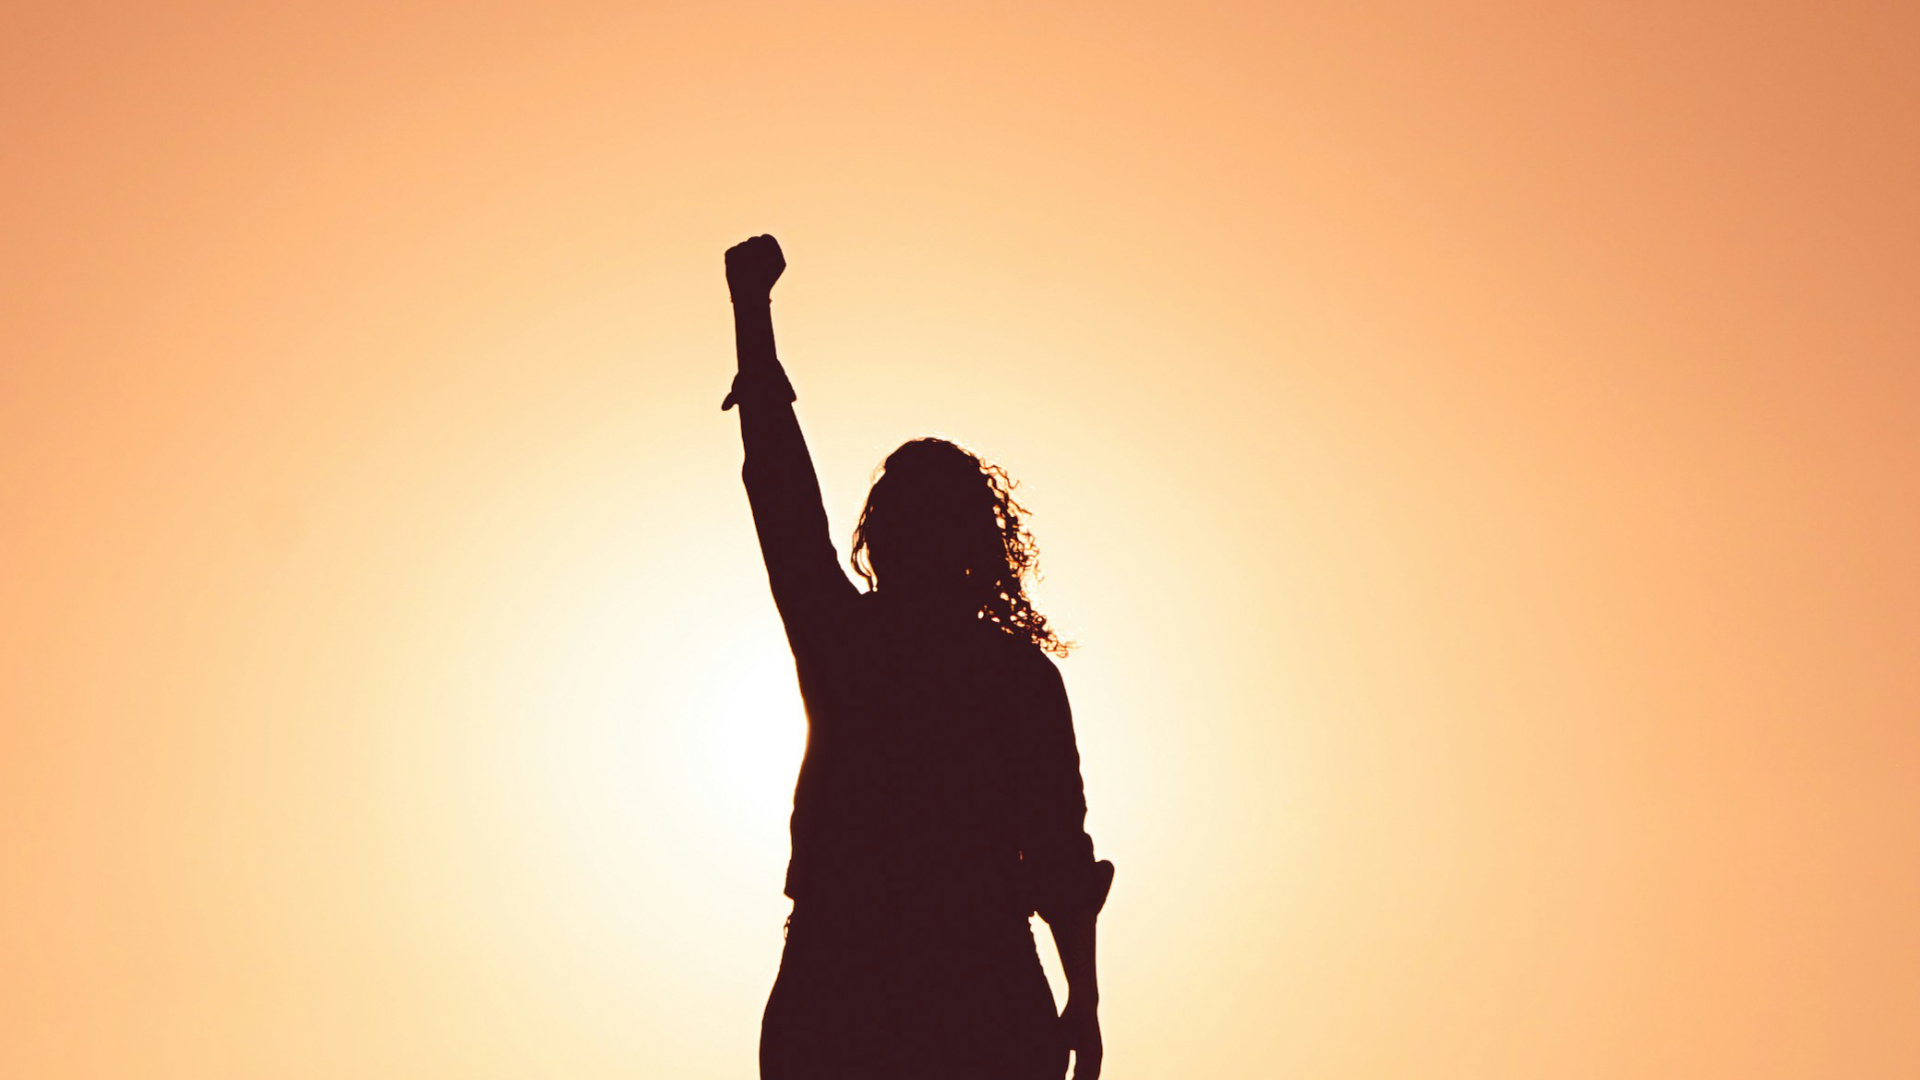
top-left (784, 592), bottom-right (1044, 926)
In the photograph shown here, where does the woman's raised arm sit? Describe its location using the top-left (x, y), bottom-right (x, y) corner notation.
top-left (721, 235), bottom-right (858, 645)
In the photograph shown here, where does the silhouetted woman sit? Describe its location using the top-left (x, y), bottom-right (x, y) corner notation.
top-left (722, 235), bottom-right (1113, 1080)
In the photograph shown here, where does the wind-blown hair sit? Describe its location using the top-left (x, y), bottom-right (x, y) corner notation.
top-left (851, 437), bottom-right (1071, 657)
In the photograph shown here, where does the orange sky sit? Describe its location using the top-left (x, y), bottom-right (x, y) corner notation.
top-left (3, 2), bottom-right (1917, 1077)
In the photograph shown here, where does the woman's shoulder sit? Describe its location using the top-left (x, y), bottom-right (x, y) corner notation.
top-left (980, 623), bottom-right (1060, 683)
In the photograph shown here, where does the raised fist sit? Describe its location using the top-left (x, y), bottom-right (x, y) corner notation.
top-left (725, 234), bottom-right (785, 302)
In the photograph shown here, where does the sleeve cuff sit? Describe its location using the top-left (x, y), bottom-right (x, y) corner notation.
top-left (1035, 858), bottom-right (1115, 923)
top-left (720, 365), bottom-right (797, 411)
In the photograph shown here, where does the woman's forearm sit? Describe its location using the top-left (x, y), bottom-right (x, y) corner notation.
top-left (1049, 910), bottom-right (1100, 1005)
top-left (732, 295), bottom-right (778, 375)
top-left (1051, 907), bottom-right (1105, 1077)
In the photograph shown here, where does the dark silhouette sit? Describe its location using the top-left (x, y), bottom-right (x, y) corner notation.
top-left (722, 235), bottom-right (1114, 1080)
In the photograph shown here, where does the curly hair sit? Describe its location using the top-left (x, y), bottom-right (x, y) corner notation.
top-left (850, 438), bottom-right (1072, 657)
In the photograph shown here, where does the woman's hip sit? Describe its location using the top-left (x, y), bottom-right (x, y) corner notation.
top-left (761, 905), bottom-right (1064, 1078)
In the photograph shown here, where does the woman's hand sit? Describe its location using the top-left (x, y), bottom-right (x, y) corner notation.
top-left (725, 234), bottom-right (786, 303)
top-left (1061, 996), bottom-right (1103, 1079)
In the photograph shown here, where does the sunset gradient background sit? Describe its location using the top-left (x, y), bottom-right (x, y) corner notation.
top-left (4, 2), bottom-right (1917, 1077)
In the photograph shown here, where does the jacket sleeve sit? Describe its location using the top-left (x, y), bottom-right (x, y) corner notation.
top-left (729, 364), bottom-right (860, 658)
top-left (1021, 655), bottom-right (1115, 923)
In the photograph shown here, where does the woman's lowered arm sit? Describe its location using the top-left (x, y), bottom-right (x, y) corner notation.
top-left (722, 235), bottom-right (857, 632)
top-left (1051, 909), bottom-right (1103, 1080)
top-left (1026, 659), bottom-right (1114, 1080)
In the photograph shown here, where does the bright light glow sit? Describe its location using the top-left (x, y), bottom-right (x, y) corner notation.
top-left (5, 4), bottom-right (1916, 1079)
